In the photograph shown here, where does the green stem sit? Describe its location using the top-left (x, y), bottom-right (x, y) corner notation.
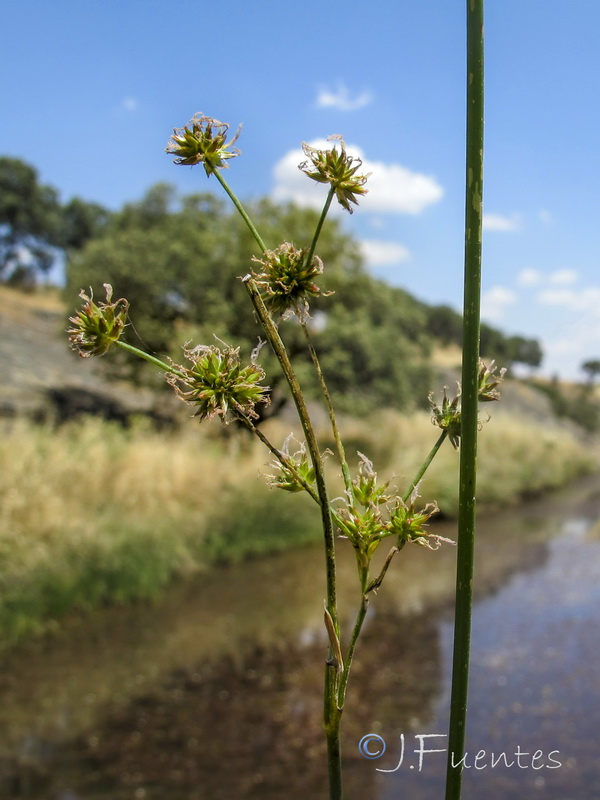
top-left (115, 340), bottom-right (187, 379)
top-left (300, 320), bottom-right (353, 497)
top-left (337, 591), bottom-right (369, 710)
top-left (241, 418), bottom-right (321, 505)
top-left (305, 186), bottom-right (335, 269)
top-left (402, 430), bottom-right (448, 504)
top-left (445, 2), bottom-right (484, 799)
top-left (243, 276), bottom-right (339, 621)
top-left (244, 276), bottom-right (343, 797)
top-left (213, 170), bottom-right (268, 254)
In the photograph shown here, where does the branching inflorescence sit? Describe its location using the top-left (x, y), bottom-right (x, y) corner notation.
top-left (67, 112), bottom-right (503, 800)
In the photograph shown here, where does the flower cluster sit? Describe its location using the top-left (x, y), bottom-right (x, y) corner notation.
top-left (265, 434), bottom-right (316, 493)
top-left (430, 360), bottom-right (507, 448)
top-left (334, 454), bottom-right (446, 571)
top-left (477, 359), bottom-right (507, 402)
top-left (67, 284), bottom-right (129, 358)
top-left (166, 114), bottom-right (241, 175)
top-left (299, 136), bottom-right (370, 213)
top-left (167, 343), bottom-right (269, 422)
top-left (252, 242), bottom-right (327, 319)
top-left (430, 385), bottom-right (462, 449)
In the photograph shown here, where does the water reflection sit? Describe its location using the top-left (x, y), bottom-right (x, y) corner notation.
top-left (1, 477), bottom-right (599, 799)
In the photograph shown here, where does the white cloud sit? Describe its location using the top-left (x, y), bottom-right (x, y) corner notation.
top-left (538, 209), bottom-right (553, 226)
top-left (549, 269), bottom-right (578, 285)
top-left (272, 139), bottom-right (443, 215)
top-left (315, 82), bottom-right (372, 112)
top-left (359, 239), bottom-right (411, 267)
top-left (538, 286), bottom-right (600, 316)
top-left (121, 96), bottom-right (139, 112)
top-left (482, 213), bottom-right (520, 232)
top-left (517, 268), bottom-right (543, 286)
top-left (481, 286), bottom-right (518, 321)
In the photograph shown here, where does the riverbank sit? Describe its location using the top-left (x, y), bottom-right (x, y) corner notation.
top-left (0, 411), bottom-right (597, 646)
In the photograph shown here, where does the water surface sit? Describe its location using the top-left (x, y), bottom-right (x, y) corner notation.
top-left (1, 477), bottom-right (599, 799)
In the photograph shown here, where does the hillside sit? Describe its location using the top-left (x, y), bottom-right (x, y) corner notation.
top-left (0, 284), bottom-right (586, 437)
top-left (0, 286), bottom-right (173, 425)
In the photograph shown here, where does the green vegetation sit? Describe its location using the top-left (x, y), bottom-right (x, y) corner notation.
top-left (0, 412), bottom-right (594, 646)
top-left (1, 152), bottom-right (542, 418)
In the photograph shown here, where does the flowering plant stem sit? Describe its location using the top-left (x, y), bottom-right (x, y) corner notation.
top-left (115, 340), bottom-right (187, 379)
top-left (445, 2), bottom-right (485, 799)
top-left (243, 275), bottom-right (343, 797)
top-left (213, 170), bottom-right (268, 254)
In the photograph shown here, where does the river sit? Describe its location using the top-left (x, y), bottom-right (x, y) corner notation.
top-left (1, 476), bottom-right (599, 799)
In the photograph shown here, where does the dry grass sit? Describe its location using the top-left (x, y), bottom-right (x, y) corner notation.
top-left (0, 410), bottom-right (596, 642)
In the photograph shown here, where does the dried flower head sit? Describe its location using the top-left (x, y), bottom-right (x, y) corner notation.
top-left (299, 136), bottom-right (370, 213)
top-left (265, 434), bottom-right (316, 493)
top-left (478, 359), bottom-right (507, 402)
top-left (351, 452), bottom-right (390, 508)
top-left (167, 343), bottom-right (269, 422)
top-left (67, 284), bottom-right (129, 357)
top-left (252, 242), bottom-right (328, 319)
top-left (166, 114), bottom-right (241, 175)
top-left (429, 385), bottom-right (462, 449)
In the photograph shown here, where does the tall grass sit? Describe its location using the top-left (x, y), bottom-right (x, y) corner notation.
top-left (0, 413), bottom-right (595, 644)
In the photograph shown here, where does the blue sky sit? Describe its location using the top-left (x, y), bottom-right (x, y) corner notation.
top-left (4, 1), bottom-right (599, 379)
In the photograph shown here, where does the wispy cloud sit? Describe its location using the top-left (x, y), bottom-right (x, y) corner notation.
top-left (517, 268), bottom-right (543, 286)
top-left (359, 239), bottom-right (411, 267)
top-left (121, 96), bottom-right (139, 112)
top-left (272, 139), bottom-right (443, 215)
top-left (315, 82), bottom-right (372, 112)
top-left (481, 286), bottom-right (518, 321)
top-left (517, 267), bottom-right (579, 287)
top-left (482, 213), bottom-right (520, 232)
top-left (538, 286), bottom-right (600, 315)
top-left (549, 269), bottom-right (578, 285)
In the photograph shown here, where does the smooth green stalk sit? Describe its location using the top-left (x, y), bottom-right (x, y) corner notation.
top-left (402, 430), bottom-right (448, 504)
top-left (300, 319), bottom-right (353, 497)
top-left (213, 169), bottom-right (268, 254)
top-left (445, 2), bottom-right (484, 799)
top-left (305, 186), bottom-right (336, 270)
top-left (115, 340), bottom-right (187, 379)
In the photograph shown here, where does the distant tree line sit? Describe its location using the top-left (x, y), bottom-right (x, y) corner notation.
top-left (424, 303), bottom-right (543, 368)
top-left (1, 156), bottom-right (547, 415)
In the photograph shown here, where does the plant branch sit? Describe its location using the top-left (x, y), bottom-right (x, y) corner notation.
top-left (213, 170), bottom-right (268, 254)
top-left (115, 340), bottom-right (187, 379)
top-left (240, 417), bottom-right (321, 505)
top-left (300, 319), bottom-right (353, 497)
top-left (402, 430), bottom-right (448, 504)
top-left (242, 276), bottom-right (339, 623)
top-left (305, 186), bottom-right (335, 269)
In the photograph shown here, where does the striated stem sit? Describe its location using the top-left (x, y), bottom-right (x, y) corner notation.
top-left (243, 275), bottom-right (344, 798)
top-left (300, 320), bottom-right (353, 497)
top-left (242, 277), bottom-right (339, 623)
top-left (445, 2), bottom-right (485, 799)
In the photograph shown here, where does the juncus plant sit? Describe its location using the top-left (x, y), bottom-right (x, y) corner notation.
top-left (69, 46), bottom-right (492, 798)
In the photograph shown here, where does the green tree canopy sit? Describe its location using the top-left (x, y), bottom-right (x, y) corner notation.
top-left (0, 156), bottom-right (111, 286)
top-left (66, 184), bottom-right (431, 414)
top-left (0, 157), bottom-right (64, 284)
